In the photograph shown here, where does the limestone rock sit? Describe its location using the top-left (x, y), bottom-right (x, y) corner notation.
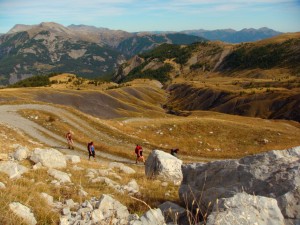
top-left (40, 192), bottom-right (54, 206)
top-left (32, 162), bottom-right (43, 170)
top-left (30, 148), bottom-right (67, 169)
top-left (61, 207), bottom-right (70, 216)
top-left (79, 188), bottom-right (88, 197)
top-left (0, 161), bottom-right (28, 179)
top-left (109, 162), bottom-right (136, 174)
top-left (158, 201), bottom-right (186, 224)
top-left (123, 179), bottom-right (139, 195)
top-left (138, 208), bottom-right (166, 225)
top-left (65, 155), bottom-right (80, 164)
top-left (13, 145), bottom-right (29, 161)
top-left (206, 192), bottom-right (285, 225)
top-left (0, 181), bottom-right (6, 189)
top-left (145, 150), bottom-right (183, 184)
top-left (65, 199), bottom-right (75, 208)
top-left (95, 194), bottom-right (130, 223)
top-left (179, 146), bottom-right (300, 223)
top-left (9, 202), bottom-right (37, 225)
top-left (48, 168), bottom-right (71, 183)
top-left (59, 217), bottom-right (69, 225)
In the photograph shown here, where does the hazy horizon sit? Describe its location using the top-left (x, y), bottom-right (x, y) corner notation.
top-left (0, 0), bottom-right (300, 34)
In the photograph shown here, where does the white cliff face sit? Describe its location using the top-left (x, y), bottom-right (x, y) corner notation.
top-left (179, 146), bottom-right (300, 224)
top-left (206, 192), bottom-right (285, 225)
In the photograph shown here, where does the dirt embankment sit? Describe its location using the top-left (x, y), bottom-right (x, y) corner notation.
top-left (166, 83), bottom-right (300, 122)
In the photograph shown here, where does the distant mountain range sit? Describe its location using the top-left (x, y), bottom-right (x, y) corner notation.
top-left (0, 22), bottom-right (205, 85)
top-left (0, 22), bottom-right (283, 85)
top-left (182, 27), bottom-right (282, 43)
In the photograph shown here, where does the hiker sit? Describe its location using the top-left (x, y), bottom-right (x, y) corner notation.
top-left (66, 131), bottom-right (74, 149)
top-left (135, 144), bottom-right (145, 164)
top-left (170, 148), bottom-right (179, 158)
top-left (88, 141), bottom-right (95, 160)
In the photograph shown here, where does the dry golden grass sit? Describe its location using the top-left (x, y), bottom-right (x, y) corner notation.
top-left (0, 168), bottom-right (60, 224)
top-left (0, 124), bottom-right (41, 154)
top-left (0, 155), bottom-right (179, 224)
top-left (256, 32), bottom-right (300, 45)
top-left (109, 111), bottom-right (300, 160)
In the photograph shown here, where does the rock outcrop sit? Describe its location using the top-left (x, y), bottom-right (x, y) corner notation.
top-left (58, 194), bottom-right (166, 225)
top-left (145, 150), bottom-right (183, 185)
top-left (131, 208), bottom-right (166, 225)
top-left (158, 201), bottom-right (186, 224)
top-left (65, 155), bottom-right (80, 164)
top-left (179, 146), bottom-right (300, 223)
top-left (48, 168), bottom-right (71, 183)
top-left (109, 162), bottom-right (136, 174)
top-left (206, 192), bottom-right (285, 225)
top-left (9, 202), bottom-right (37, 225)
top-left (13, 145), bottom-right (29, 161)
top-left (30, 148), bottom-right (67, 168)
top-left (0, 161), bottom-right (28, 179)
top-left (0, 181), bottom-right (6, 189)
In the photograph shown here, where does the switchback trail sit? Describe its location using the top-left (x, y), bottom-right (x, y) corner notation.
top-left (0, 104), bottom-right (133, 163)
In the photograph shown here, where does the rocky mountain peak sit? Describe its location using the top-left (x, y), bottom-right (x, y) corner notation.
top-left (7, 24), bottom-right (36, 34)
top-left (37, 22), bottom-right (73, 35)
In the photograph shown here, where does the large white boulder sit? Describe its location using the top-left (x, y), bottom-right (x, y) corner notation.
top-left (0, 161), bottom-right (28, 179)
top-left (30, 148), bottom-right (66, 169)
top-left (9, 202), bottom-right (37, 225)
top-left (206, 192), bottom-right (285, 225)
top-left (145, 150), bottom-right (182, 184)
top-left (179, 146), bottom-right (300, 223)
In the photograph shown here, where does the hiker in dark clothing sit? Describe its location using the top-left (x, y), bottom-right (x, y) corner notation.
top-left (88, 141), bottom-right (95, 160)
top-left (171, 148), bottom-right (179, 158)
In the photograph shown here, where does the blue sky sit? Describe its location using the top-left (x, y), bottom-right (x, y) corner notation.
top-left (0, 0), bottom-right (299, 33)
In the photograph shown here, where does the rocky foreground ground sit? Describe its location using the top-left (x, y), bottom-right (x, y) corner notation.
top-left (0, 144), bottom-right (299, 225)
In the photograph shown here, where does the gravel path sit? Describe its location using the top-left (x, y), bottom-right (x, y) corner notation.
top-left (0, 104), bottom-right (133, 163)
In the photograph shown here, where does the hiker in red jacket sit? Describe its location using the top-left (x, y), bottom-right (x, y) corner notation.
top-left (135, 144), bottom-right (145, 164)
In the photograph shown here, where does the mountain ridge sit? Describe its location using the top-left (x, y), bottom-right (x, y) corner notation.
top-left (6, 22), bottom-right (282, 43)
top-left (0, 22), bottom-right (206, 85)
top-left (182, 27), bottom-right (282, 43)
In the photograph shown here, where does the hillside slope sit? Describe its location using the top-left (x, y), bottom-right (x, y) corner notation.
top-left (115, 33), bottom-right (300, 122)
top-left (165, 83), bottom-right (300, 122)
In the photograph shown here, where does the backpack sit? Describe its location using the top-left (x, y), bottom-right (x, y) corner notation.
top-left (135, 145), bottom-right (141, 154)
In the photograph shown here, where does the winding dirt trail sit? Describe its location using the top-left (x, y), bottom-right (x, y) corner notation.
top-left (0, 104), bottom-right (132, 163)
